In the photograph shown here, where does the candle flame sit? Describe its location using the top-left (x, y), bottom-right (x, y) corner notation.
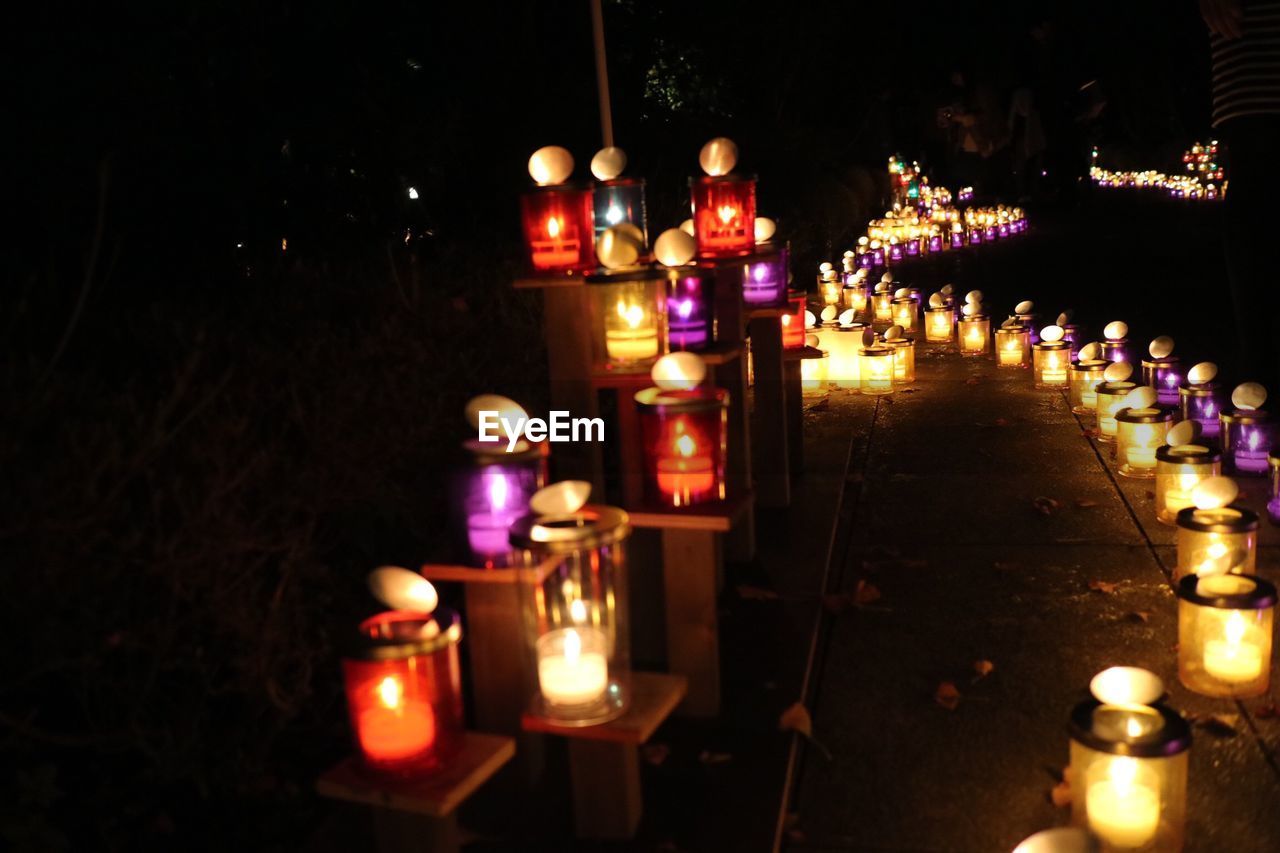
top-left (564, 628), bottom-right (581, 663)
top-left (1109, 755), bottom-right (1138, 791)
top-left (717, 205), bottom-right (737, 224)
top-left (487, 472), bottom-right (509, 511)
top-left (616, 299), bottom-right (645, 329)
top-left (676, 298), bottom-right (694, 320)
top-left (674, 433), bottom-right (697, 457)
top-left (1248, 429), bottom-right (1261, 450)
top-left (1226, 610), bottom-right (1246, 645)
top-left (377, 675), bottom-right (403, 709)
top-left (547, 216), bottom-right (562, 239)
top-left (606, 205), bottom-right (623, 225)
top-left (569, 599), bottom-right (587, 623)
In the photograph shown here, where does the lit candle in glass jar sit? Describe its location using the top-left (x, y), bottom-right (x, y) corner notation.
top-left (958, 314), bottom-right (990, 356)
top-left (924, 306), bottom-right (953, 342)
top-left (606, 298), bottom-right (660, 362)
top-left (1203, 610), bottom-right (1266, 684)
top-left (1177, 573), bottom-right (1275, 697)
top-left (1222, 410), bottom-right (1272, 475)
top-left (466, 470), bottom-right (521, 560)
top-left (1156, 444), bottom-right (1221, 525)
top-left (1094, 380), bottom-right (1137, 441)
top-left (1068, 359), bottom-right (1107, 414)
top-left (859, 344), bottom-right (894, 395)
top-left (1115, 406), bottom-right (1172, 478)
top-left (536, 626), bottom-right (610, 707)
top-left (891, 297), bottom-right (917, 332)
top-left (1085, 754), bottom-right (1161, 848)
top-left (1181, 363), bottom-right (1223, 438)
top-left (995, 326), bottom-right (1029, 367)
top-left (1032, 326), bottom-right (1070, 387)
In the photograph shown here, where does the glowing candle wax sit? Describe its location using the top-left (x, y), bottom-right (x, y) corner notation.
top-left (357, 675), bottom-right (437, 762)
top-left (1203, 611), bottom-right (1265, 683)
top-left (1086, 756), bottom-right (1161, 848)
top-left (605, 298), bottom-right (660, 362)
top-left (656, 427), bottom-right (716, 499)
top-left (466, 470), bottom-right (520, 560)
top-left (536, 626), bottom-right (609, 707)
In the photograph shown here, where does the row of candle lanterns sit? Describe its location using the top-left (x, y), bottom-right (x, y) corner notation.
top-left (851, 203), bottom-right (1029, 269)
top-left (1088, 141), bottom-right (1225, 201)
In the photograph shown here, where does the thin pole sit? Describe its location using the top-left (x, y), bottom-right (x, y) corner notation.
top-left (589, 0), bottom-right (614, 148)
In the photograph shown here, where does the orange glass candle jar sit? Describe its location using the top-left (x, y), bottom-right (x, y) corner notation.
top-left (520, 185), bottom-right (596, 274)
top-left (1155, 445), bottom-right (1221, 525)
top-left (690, 175), bottom-right (756, 257)
top-left (342, 609), bottom-right (465, 777)
top-left (635, 386), bottom-right (729, 507)
top-left (781, 292), bottom-right (807, 349)
top-left (1094, 381), bottom-right (1137, 442)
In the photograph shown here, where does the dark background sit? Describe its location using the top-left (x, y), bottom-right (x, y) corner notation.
top-left (4, 1), bottom-right (1217, 849)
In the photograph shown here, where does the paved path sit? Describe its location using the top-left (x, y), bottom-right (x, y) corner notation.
top-left (790, 343), bottom-right (1280, 852)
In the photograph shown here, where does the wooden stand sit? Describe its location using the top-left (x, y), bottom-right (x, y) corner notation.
top-left (522, 671), bottom-right (687, 840)
top-left (748, 309), bottom-right (791, 507)
top-left (782, 345), bottom-right (824, 476)
top-left (629, 492), bottom-right (751, 717)
top-left (317, 732), bottom-right (515, 853)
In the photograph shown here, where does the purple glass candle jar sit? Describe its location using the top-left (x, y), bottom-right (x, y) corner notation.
top-left (1181, 383), bottom-right (1224, 439)
top-left (985, 225), bottom-right (998, 241)
top-left (593, 177), bottom-right (648, 243)
top-left (452, 441), bottom-right (549, 567)
top-left (929, 234), bottom-right (943, 253)
top-left (969, 228), bottom-right (984, 245)
top-left (1061, 323), bottom-right (1081, 359)
top-left (888, 242), bottom-right (904, 263)
top-left (904, 238), bottom-right (920, 257)
top-left (998, 222), bottom-right (1010, 238)
top-left (858, 251), bottom-right (874, 269)
top-left (1222, 411), bottom-right (1273, 475)
top-left (667, 271), bottom-right (713, 351)
top-left (1101, 338), bottom-right (1131, 365)
top-left (1143, 356), bottom-right (1184, 407)
top-left (950, 230), bottom-right (965, 249)
top-left (742, 245), bottom-right (788, 308)
top-left (871, 245), bottom-right (885, 266)
top-left (1269, 453), bottom-right (1280, 524)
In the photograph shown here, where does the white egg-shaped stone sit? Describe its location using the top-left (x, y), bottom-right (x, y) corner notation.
top-left (1167, 419), bottom-right (1201, 446)
top-left (1103, 362), bottom-right (1133, 383)
top-left (1148, 335), bottom-right (1175, 359)
top-left (843, 250), bottom-right (855, 259)
top-left (819, 262), bottom-right (834, 273)
top-left (965, 289), bottom-right (983, 305)
top-left (838, 308), bottom-right (856, 326)
top-left (679, 218), bottom-right (696, 236)
top-left (1090, 666), bottom-right (1164, 706)
top-left (861, 329), bottom-right (877, 348)
top-left (805, 310), bottom-right (817, 328)
top-left (1078, 342), bottom-right (1102, 361)
top-left (1192, 476), bottom-right (1239, 510)
top-left (805, 333), bottom-right (820, 348)
top-left (596, 225), bottom-right (643, 269)
top-left (928, 293), bottom-right (944, 309)
top-left (528, 145), bottom-right (574, 185)
top-left (590, 146), bottom-right (627, 181)
top-left (699, 137), bottom-right (738, 176)
top-left (821, 270), bottom-right (837, 282)
top-left (885, 324), bottom-right (904, 341)
top-left (875, 282), bottom-right (890, 293)
top-left (1040, 325), bottom-right (1064, 343)
top-left (1001, 317), bottom-right (1021, 329)
top-left (465, 394), bottom-right (527, 432)
top-left (653, 228), bottom-right (697, 267)
top-left (1232, 382), bottom-right (1267, 411)
top-left (1104, 320), bottom-right (1128, 341)
top-left (821, 305), bottom-right (838, 322)
top-left (754, 217), bottom-right (777, 243)
top-left (1121, 386), bottom-right (1158, 409)
top-left (940, 283), bottom-right (954, 295)
top-left (368, 567), bottom-right (439, 614)
top-left (1012, 827), bottom-right (1099, 853)
top-left (1014, 300), bottom-right (1034, 315)
top-left (894, 287), bottom-right (911, 299)
top-left (961, 302), bottom-right (979, 317)
top-left (1056, 311), bottom-right (1072, 326)
top-left (651, 352), bottom-right (707, 390)
top-left (530, 480), bottom-right (592, 516)
top-left (1187, 361), bottom-right (1218, 385)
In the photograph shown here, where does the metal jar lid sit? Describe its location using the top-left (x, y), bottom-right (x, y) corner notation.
top-left (1115, 406), bottom-right (1172, 425)
top-left (1221, 410), bottom-right (1271, 427)
top-left (1141, 356), bottom-right (1181, 369)
top-left (1096, 381), bottom-right (1137, 396)
top-left (1033, 340), bottom-right (1069, 352)
top-left (509, 504), bottom-right (631, 553)
top-left (1179, 382), bottom-right (1219, 397)
top-left (350, 608), bottom-right (463, 661)
top-left (1176, 572), bottom-right (1277, 610)
top-left (1175, 504), bottom-right (1259, 534)
top-left (1070, 359), bottom-right (1108, 373)
top-left (1156, 444), bottom-right (1221, 465)
top-left (1068, 699), bottom-right (1192, 757)
top-left (634, 386), bottom-right (729, 415)
top-left (463, 438), bottom-right (549, 466)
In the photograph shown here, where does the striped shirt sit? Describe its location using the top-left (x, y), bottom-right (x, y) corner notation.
top-left (1212, 1), bottom-right (1280, 125)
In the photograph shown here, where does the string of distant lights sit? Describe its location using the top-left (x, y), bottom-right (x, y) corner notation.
top-left (1089, 141), bottom-right (1226, 201)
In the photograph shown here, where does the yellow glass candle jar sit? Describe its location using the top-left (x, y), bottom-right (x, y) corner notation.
top-left (890, 297), bottom-right (917, 332)
top-left (994, 326), bottom-right (1030, 368)
top-left (1094, 381), bottom-right (1137, 442)
top-left (800, 340), bottom-right (828, 395)
top-left (589, 274), bottom-right (667, 372)
top-left (1032, 340), bottom-right (1071, 389)
top-left (842, 282), bottom-right (869, 319)
top-left (1068, 360), bottom-right (1108, 414)
top-left (958, 315), bottom-right (990, 356)
top-left (1114, 407), bottom-right (1172, 478)
top-left (826, 325), bottom-right (865, 389)
top-left (1068, 701), bottom-right (1189, 852)
top-left (1177, 573), bottom-right (1275, 698)
top-left (872, 290), bottom-right (893, 323)
top-left (890, 338), bottom-right (915, 383)
top-left (1155, 445), bottom-right (1222, 525)
top-left (1175, 505), bottom-right (1258, 580)
top-left (859, 344), bottom-right (894, 396)
top-left (924, 307), bottom-right (953, 342)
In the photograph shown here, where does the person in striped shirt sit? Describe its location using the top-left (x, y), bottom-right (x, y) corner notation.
top-left (1203, 0), bottom-right (1280, 388)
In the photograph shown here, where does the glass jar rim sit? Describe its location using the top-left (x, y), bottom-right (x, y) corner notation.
top-left (349, 608), bottom-right (463, 660)
top-left (1116, 406), bottom-right (1172, 424)
top-left (1177, 571), bottom-right (1277, 609)
top-left (509, 504), bottom-right (631, 552)
top-left (1175, 504), bottom-right (1259, 533)
top-left (1067, 699), bottom-right (1191, 756)
top-left (1156, 444), bottom-right (1220, 464)
top-left (634, 385), bottom-right (728, 413)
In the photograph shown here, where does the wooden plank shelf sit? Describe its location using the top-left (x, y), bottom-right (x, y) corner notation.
top-left (783, 344), bottom-right (826, 362)
top-left (626, 490), bottom-right (752, 533)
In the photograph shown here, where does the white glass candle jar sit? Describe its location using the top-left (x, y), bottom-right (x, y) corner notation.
top-left (890, 338), bottom-right (915, 383)
top-left (1155, 445), bottom-right (1222, 525)
top-left (1114, 407), bottom-right (1172, 478)
top-left (1175, 504), bottom-right (1258, 580)
top-left (1068, 360), bottom-right (1108, 414)
top-left (958, 315), bottom-right (990, 356)
top-left (1094, 381), bottom-right (1137, 442)
top-left (1032, 341), bottom-right (1071, 389)
top-left (859, 345), bottom-right (894, 395)
top-left (1068, 701), bottom-right (1189, 852)
top-left (510, 502), bottom-right (632, 725)
top-left (995, 326), bottom-right (1030, 368)
top-left (842, 282), bottom-right (869, 319)
top-left (1177, 573), bottom-right (1275, 698)
top-left (801, 349), bottom-right (829, 394)
top-left (826, 325), bottom-right (865, 389)
top-left (924, 307), bottom-right (953, 342)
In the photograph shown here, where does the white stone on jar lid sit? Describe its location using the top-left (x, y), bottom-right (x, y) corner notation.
top-left (653, 228), bottom-right (697, 267)
top-left (1104, 320), bottom-right (1128, 341)
top-left (1166, 419), bottom-right (1200, 446)
top-left (1192, 475), bottom-right (1238, 510)
top-left (1187, 361), bottom-right (1218, 385)
top-left (1014, 300), bottom-right (1033, 315)
top-left (1232, 382), bottom-right (1267, 411)
top-left (754, 217), bottom-right (776, 243)
top-left (1148, 336), bottom-right (1175, 359)
top-left (1079, 342), bottom-right (1103, 361)
top-left (928, 293), bottom-right (944, 308)
top-left (1121, 386), bottom-right (1158, 409)
top-left (1040, 325), bottom-right (1064, 343)
top-left (1090, 666), bottom-right (1164, 707)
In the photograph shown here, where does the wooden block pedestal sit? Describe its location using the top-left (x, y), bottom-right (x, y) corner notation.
top-left (317, 732), bottom-right (515, 853)
top-left (522, 671), bottom-right (687, 840)
top-left (781, 345), bottom-right (824, 476)
top-left (747, 309), bottom-right (790, 507)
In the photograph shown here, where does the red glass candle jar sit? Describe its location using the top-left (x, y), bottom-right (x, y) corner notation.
top-left (690, 175), bottom-right (757, 257)
top-left (520, 185), bottom-right (595, 274)
top-left (343, 609), bottom-right (465, 777)
top-left (781, 292), bottom-right (807, 349)
top-left (593, 177), bottom-right (647, 243)
top-left (635, 387), bottom-right (729, 507)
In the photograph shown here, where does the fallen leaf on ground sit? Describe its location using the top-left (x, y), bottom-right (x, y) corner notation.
top-left (736, 585), bottom-right (778, 601)
top-left (972, 660), bottom-right (995, 680)
top-left (1254, 702), bottom-right (1278, 719)
top-left (1050, 779), bottom-right (1072, 808)
top-left (1190, 712), bottom-right (1240, 736)
top-left (935, 681), bottom-right (962, 711)
top-left (901, 387), bottom-right (917, 393)
top-left (1126, 610), bottom-right (1151, 623)
top-left (966, 378), bottom-right (980, 386)
top-left (854, 579), bottom-right (882, 605)
top-left (1088, 580), bottom-right (1118, 594)
top-left (993, 417), bottom-right (1010, 427)
top-left (779, 702), bottom-right (833, 760)
top-left (698, 750), bottom-right (732, 765)
top-left (1075, 499), bottom-right (1099, 509)
top-left (642, 743), bottom-right (670, 765)
top-left (807, 397), bottom-right (830, 412)
top-left (1032, 496), bottom-right (1061, 516)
